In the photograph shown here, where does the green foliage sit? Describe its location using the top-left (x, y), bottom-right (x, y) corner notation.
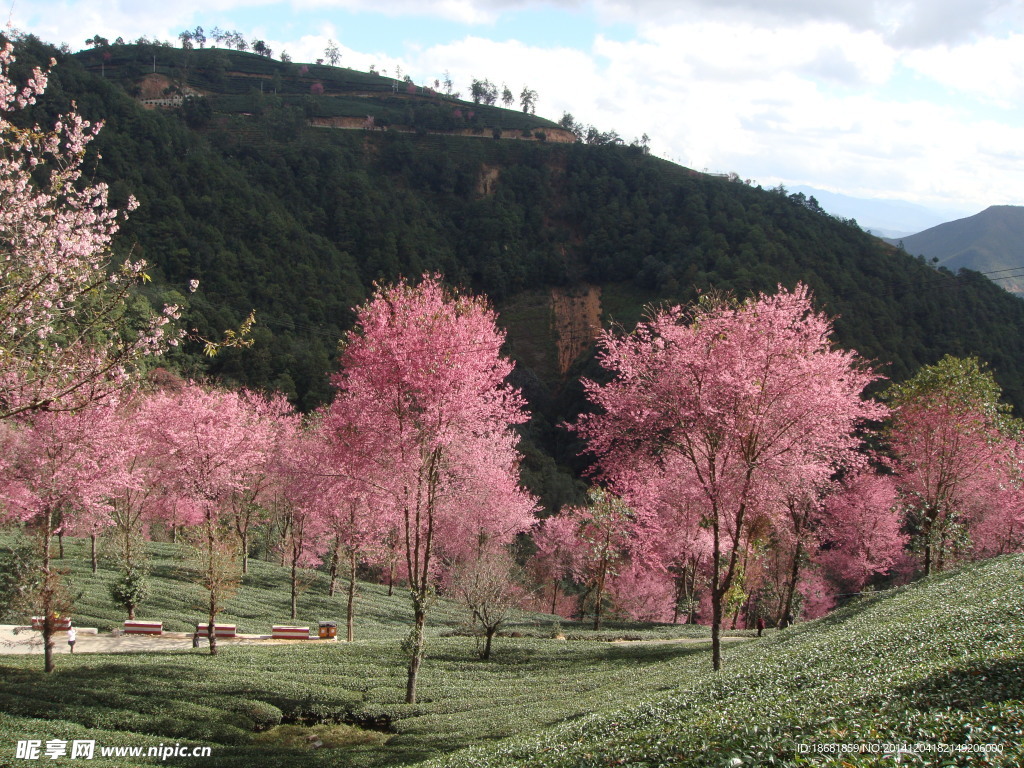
top-left (0, 534), bottom-right (40, 620)
top-left (885, 354), bottom-right (1015, 430)
top-left (109, 566), bottom-right (151, 618)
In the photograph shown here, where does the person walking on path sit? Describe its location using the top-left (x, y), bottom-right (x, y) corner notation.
top-left (67, 627), bottom-right (77, 654)
top-left (756, 617), bottom-right (765, 637)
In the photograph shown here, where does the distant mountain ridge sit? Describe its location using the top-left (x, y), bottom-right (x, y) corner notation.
top-left (789, 186), bottom-right (972, 238)
top-left (889, 205), bottom-right (1024, 295)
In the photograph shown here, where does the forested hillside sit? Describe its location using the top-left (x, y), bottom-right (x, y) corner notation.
top-left (11, 35), bottom-right (1024, 509)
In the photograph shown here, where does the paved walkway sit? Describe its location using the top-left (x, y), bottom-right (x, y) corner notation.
top-left (0, 625), bottom-right (335, 655)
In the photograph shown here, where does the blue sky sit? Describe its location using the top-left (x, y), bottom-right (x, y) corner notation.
top-left (12, 0), bottom-right (1024, 218)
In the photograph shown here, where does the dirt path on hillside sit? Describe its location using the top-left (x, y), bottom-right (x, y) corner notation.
top-left (0, 625), bottom-right (336, 655)
top-left (608, 635), bottom-right (749, 646)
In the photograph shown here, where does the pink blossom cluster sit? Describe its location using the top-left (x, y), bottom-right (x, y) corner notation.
top-left (0, 44), bottom-right (182, 419)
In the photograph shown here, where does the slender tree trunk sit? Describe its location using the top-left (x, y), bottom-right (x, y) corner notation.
top-left (405, 604), bottom-right (426, 704)
top-left (207, 528), bottom-right (218, 656)
top-left (290, 560), bottom-right (298, 620)
top-left (57, 532), bottom-right (64, 560)
top-left (672, 570), bottom-right (684, 624)
top-left (90, 534), bottom-right (98, 573)
top-left (593, 556), bottom-right (608, 631)
top-left (711, 587), bottom-right (723, 672)
top-left (550, 578), bottom-right (558, 616)
top-left (41, 515), bottom-right (56, 673)
top-left (482, 627), bottom-right (495, 660)
top-left (346, 549), bottom-right (357, 642)
top-left (207, 588), bottom-right (218, 656)
top-left (241, 529), bottom-right (249, 575)
top-left (780, 538), bottom-right (804, 627)
top-left (387, 559), bottom-right (395, 597)
top-left (923, 504), bottom-right (940, 576)
top-left (328, 536), bottom-right (340, 597)
top-left (711, 506), bottom-right (723, 670)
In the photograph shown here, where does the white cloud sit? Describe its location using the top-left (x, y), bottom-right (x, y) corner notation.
top-left (903, 33), bottom-right (1024, 107)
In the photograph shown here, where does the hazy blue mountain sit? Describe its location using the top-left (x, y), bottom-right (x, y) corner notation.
top-left (891, 205), bottom-right (1024, 295)
top-left (790, 185), bottom-right (973, 238)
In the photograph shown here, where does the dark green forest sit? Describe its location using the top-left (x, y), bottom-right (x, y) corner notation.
top-left (11, 35), bottom-right (1024, 512)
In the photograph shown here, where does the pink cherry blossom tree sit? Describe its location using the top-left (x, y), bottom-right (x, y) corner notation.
top-left (817, 472), bottom-right (905, 593)
top-left (0, 43), bottom-right (181, 420)
top-left (314, 404), bottom-right (394, 639)
top-left (560, 487), bottom-right (645, 630)
top-left (87, 394), bottom-right (162, 576)
top-left (228, 390), bottom-right (298, 574)
top-left (0, 407), bottom-right (110, 671)
top-left (141, 383), bottom-right (263, 654)
top-left (530, 512), bottom-right (582, 617)
top-left (885, 356), bottom-right (1013, 575)
top-left (331, 275), bottom-right (535, 703)
top-left (576, 285), bottom-right (885, 670)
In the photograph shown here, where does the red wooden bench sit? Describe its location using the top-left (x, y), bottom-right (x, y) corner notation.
top-left (194, 623), bottom-right (237, 638)
top-left (271, 625), bottom-right (311, 640)
top-left (123, 620), bottom-right (163, 635)
top-left (31, 616), bottom-right (71, 631)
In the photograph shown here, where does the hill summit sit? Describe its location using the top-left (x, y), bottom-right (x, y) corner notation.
top-left (892, 205), bottom-right (1024, 295)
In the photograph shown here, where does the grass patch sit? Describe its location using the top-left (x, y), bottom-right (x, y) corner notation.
top-left (5, 536), bottom-right (1020, 767)
top-left (255, 723), bottom-right (389, 750)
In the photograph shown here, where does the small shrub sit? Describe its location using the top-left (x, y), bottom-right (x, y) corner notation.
top-left (233, 699), bottom-right (283, 732)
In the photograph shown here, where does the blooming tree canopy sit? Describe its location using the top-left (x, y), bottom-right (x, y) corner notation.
top-left (331, 275), bottom-right (535, 702)
top-left (885, 355), bottom-right (1016, 575)
top-left (0, 44), bottom-right (180, 419)
top-left (576, 284), bottom-right (884, 669)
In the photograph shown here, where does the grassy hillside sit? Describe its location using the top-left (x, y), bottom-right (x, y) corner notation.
top-left (2, 541), bottom-right (1021, 767)
top-left (436, 554), bottom-right (1024, 768)
top-left (0, 536), bottom-right (719, 767)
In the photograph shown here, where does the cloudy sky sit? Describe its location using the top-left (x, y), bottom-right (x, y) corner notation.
top-left (12, 0), bottom-right (1024, 218)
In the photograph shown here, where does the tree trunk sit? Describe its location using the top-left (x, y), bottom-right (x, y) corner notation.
top-left (711, 587), bottom-right (723, 672)
top-left (346, 549), bottom-right (357, 642)
top-left (387, 560), bottom-right (395, 597)
top-left (290, 560), bottom-right (298, 620)
top-left (593, 557), bottom-right (607, 631)
top-left (922, 504), bottom-right (941, 576)
top-left (711, 509), bottom-right (724, 671)
top-left (328, 536), bottom-right (340, 597)
top-left (41, 531), bottom-right (55, 673)
top-left (550, 579), bottom-right (558, 616)
top-left (90, 534), bottom-right (98, 573)
top-left (780, 538), bottom-right (804, 627)
top-left (57, 532), bottom-right (64, 560)
top-left (241, 529), bottom-right (249, 575)
top-left (482, 627), bottom-right (495, 660)
top-left (42, 614), bottom-right (55, 674)
top-left (405, 605), bottom-right (426, 704)
top-left (206, 525), bottom-right (219, 657)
